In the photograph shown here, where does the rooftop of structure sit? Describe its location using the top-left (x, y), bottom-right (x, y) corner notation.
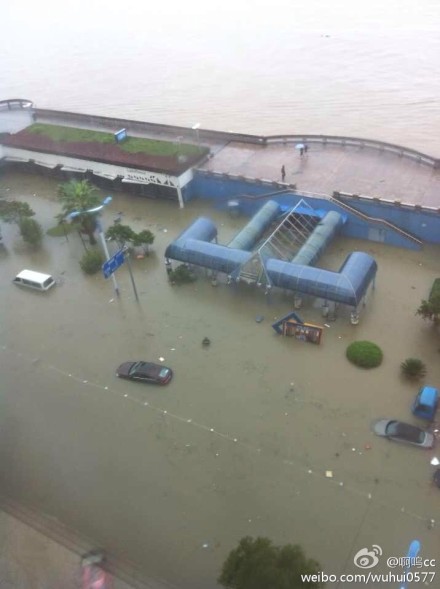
top-left (199, 141), bottom-right (440, 208)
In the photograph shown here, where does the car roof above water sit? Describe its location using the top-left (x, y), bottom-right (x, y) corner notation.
top-left (14, 269), bottom-right (54, 282)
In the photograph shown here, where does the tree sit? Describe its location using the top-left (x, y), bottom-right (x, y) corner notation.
top-left (19, 217), bottom-right (43, 247)
top-left (105, 224), bottom-right (136, 247)
top-left (79, 249), bottom-right (104, 274)
top-left (0, 200), bottom-right (35, 223)
top-left (416, 295), bottom-right (440, 324)
top-left (133, 229), bottom-right (155, 254)
top-left (58, 180), bottom-right (101, 244)
top-left (218, 536), bottom-right (323, 589)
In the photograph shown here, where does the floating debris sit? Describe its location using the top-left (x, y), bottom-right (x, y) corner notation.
top-left (351, 447), bottom-right (356, 452)
top-left (324, 324), bottom-right (331, 328)
top-left (202, 337), bottom-right (211, 347)
top-left (325, 470), bottom-right (333, 478)
top-left (202, 543), bottom-right (209, 549)
top-left (364, 443), bottom-right (372, 450)
top-left (427, 519), bottom-right (435, 530)
top-left (170, 348), bottom-right (176, 351)
top-left (159, 357), bottom-right (165, 362)
top-left (430, 457), bottom-right (440, 466)
top-left (109, 299), bottom-right (114, 303)
top-left (255, 315), bottom-right (264, 323)
top-left (308, 469), bottom-right (313, 474)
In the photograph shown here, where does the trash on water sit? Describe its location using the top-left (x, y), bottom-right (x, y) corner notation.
top-left (255, 315), bottom-right (264, 323)
top-left (325, 470), bottom-right (333, 478)
top-left (202, 543), bottom-right (209, 549)
top-left (351, 447), bottom-right (356, 452)
top-left (308, 469), bottom-right (313, 474)
top-left (339, 482), bottom-right (344, 487)
top-left (109, 299), bottom-right (114, 303)
top-left (364, 443), bottom-right (372, 450)
top-left (159, 357), bottom-right (165, 362)
top-left (430, 457), bottom-right (440, 466)
top-left (324, 324), bottom-right (331, 328)
top-left (428, 519), bottom-right (435, 530)
top-left (170, 348), bottom-right (176, 351)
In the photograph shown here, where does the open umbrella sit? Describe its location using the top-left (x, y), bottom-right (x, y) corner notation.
top-left (295, 143), bottom-right (305, 150)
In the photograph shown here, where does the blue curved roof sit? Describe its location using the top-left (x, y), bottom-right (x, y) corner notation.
top-left (266, 252), bottom-right (377, 307)
top-left (165, 210), bottom-right (377, 308)
top-left (228, 200), bottom-right (280, 250)
top-left (173, 217), bottom-right (217, 245)
top-left (165, 239), bottom-right (252, 275)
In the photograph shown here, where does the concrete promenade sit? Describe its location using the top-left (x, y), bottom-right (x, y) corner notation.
top-left (35, 106), bottom-right (440, 208)
top-left (1, 101), bottom-right (439, 208)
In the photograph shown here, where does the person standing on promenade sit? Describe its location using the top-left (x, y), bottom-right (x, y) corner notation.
top-left (281, 165), bottom-right (286, 181)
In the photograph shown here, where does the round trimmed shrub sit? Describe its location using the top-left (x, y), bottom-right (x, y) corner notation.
top-left (80, 249), bottom-right (104, 275)
top-left (346, 341), bottom-right (383, 368)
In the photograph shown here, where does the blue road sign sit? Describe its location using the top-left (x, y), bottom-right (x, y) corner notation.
top-left (102, 249), bottom-right (125, 279)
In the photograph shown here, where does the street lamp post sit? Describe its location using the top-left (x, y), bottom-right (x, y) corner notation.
top-left (68, 196), bottom-right (120, 297)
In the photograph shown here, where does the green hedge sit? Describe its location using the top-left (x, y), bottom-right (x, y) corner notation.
top-left (346, 341), bottom-right (383, 368)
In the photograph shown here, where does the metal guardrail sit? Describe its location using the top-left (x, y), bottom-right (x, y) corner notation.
top-left (330, 192), bottom-right (423, 245)
top-left (265, 134), bottom-right (439, 168)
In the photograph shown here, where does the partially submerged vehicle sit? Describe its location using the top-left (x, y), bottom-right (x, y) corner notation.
top-left (116, 361), bottom-right (173, 385)
top-left (13, 269), bottom-right (56, 292)
top-left (412, 386), bottom-right (438, 421)
top-left (372, 419), bottom-right (434, 449)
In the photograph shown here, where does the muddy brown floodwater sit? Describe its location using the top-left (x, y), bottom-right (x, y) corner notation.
top-left (0, 171), bottom-right (439, 588)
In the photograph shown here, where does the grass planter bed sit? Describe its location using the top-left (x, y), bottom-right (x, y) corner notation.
top-left (346, 341), bottom-right (383, 369)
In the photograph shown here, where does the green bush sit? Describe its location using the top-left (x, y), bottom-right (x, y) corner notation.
top-left (79, 249), bottom-right (104, 275)
top-left (400, 358), bottom-right (426, 380)
top-left (19, 217), bottom-right (43, 246)
top-left (346, 341), bottom-right (383, 368)
top-left (168, 264), bottom-right (197, 284)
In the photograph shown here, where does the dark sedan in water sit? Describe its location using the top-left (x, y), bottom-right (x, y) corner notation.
top-left (372, 419), bottom-right (434, 448)
top-left (116, 361), bottom-right (173, 385)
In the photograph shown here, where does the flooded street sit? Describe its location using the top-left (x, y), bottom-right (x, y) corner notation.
top-left (1, 171), bottom-right (440, 588)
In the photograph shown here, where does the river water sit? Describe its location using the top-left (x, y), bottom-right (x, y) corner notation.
top-left (1, 2), bottom-right (440, 587)
top-left (2, 0), bottom-right (440, 154)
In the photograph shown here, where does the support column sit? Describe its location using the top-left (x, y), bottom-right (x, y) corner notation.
top-left (176, 185), bottom-right (184, 209)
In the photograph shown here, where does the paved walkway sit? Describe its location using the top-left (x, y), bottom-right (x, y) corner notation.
top-left (200, 141), bottom-right (440, 207)
top-left (5, 106), bottom-right (440, 208)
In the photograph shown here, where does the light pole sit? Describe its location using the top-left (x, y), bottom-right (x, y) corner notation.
top-left (68, 196), bottom-right (120, 297)
top-left (192, 122), bottom-right (201, 150)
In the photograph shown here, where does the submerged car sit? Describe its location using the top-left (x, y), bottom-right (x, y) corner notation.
top-left (412, 386), bottom-right (438, 421)
top-left (116, 361), bottom-right (173, 385)
top-left (372, 419), bottom-right (434, 448)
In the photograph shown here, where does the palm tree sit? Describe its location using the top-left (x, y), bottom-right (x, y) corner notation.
top-left (58, 180), bottom-right (102, 244)
top-left (401, 358), bottom-right (427, 380)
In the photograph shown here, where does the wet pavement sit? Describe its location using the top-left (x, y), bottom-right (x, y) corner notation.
top-left (201, 141), bottom-right (440, 206)
top-left (0, 171), bottom-right (440, 588)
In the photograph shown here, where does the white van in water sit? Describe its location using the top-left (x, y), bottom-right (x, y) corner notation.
top-left (13, 269), bottom-right (56, 291)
